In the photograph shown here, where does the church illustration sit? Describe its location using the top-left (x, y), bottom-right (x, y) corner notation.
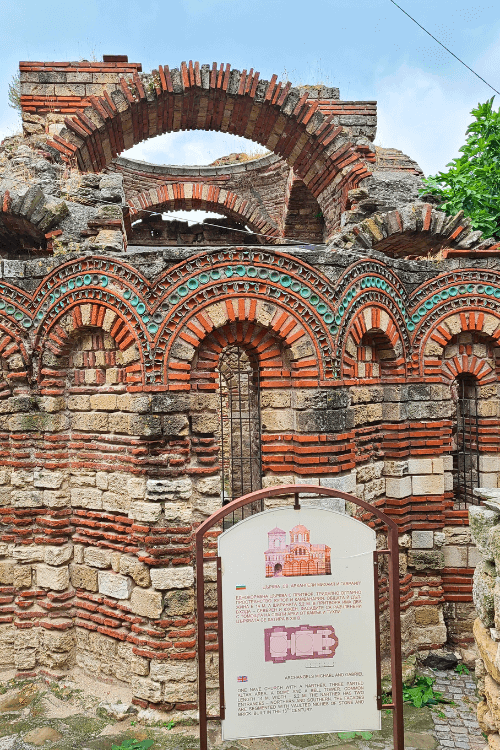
top-left (264, 525), bottom-right (331, 578)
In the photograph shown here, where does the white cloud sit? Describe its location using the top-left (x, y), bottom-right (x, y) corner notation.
top-left (123, 130), bottom-right (266, 166)
top-left (374, 32), bottom-right (500, 177)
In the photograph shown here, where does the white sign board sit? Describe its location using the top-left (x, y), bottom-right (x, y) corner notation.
top-left (218, 507), bottom-right (379, 740)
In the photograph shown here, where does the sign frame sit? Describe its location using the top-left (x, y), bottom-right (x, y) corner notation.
top-left (195, 485), bottom-right (404, 750)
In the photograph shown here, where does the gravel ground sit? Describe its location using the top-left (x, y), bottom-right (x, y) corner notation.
top-left (0, 667), bottom-right (485, 750)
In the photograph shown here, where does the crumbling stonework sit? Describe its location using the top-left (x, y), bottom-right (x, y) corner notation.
top-left (0, 53), bottom-right (499, 712)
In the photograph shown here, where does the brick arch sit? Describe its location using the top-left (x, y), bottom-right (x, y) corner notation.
top-left (0, 188), bottom-right (67, 255)
top-left (0, 324), bottom-right (31, 397)
top-left (54, 61), bottom-right (372, 234)
top-left (36, 300), bottom-right (144, 392)
top-left (422, 309), bottom-right (500, 384)
top-left (331, 203), bottom-right (493, 257)
top-left (162, 297), bottom-right (319, 389)
top-left (341, 304), bottom-right (407, 380)
top-left (191, 321), bottom-right (290, 391)
top-left (127, 183), bottom-right (280, 241)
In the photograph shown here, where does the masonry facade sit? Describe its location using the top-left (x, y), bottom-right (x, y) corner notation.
top-left (0, 54), bottom-right (499, 714)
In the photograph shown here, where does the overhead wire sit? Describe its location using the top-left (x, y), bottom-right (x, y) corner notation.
top-left (388, 0), bottom-right (500, 96)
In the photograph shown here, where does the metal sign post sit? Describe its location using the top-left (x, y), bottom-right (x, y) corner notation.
top-left (195, 485), bottom-right (404, 750)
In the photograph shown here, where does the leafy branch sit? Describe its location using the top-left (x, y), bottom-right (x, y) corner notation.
top-left (420, 97), bottom-right (500, 240)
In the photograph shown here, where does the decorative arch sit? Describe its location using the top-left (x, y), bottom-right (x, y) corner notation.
top-left (190, 319), bottom-right (291, 391)
top-left (36, 300), bottom-right (144, 392)
top-left (163, 298), bottom-right (315, 389)
top-left (421, 309), bottom-right (500, 385)
top-left (127, 183), bottom-right (280, 241)
top-left (341, 303), bottom-right (406, 380)
top-left (53, 62), bottom-right (372, 233)
top-left (0, 188), bottom-right (68, 255)
top-left (0, 323), bottom-right (31, 396)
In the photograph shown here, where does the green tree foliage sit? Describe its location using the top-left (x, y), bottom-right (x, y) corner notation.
top-left (421, 98), bottom-right (500, 240)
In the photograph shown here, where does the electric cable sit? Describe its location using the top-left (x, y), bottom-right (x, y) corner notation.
top-left (389, 0), bottom-right (500, 96)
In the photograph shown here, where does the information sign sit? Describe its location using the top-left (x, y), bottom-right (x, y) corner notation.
top-left (218, 507), bottom-right (379, 740)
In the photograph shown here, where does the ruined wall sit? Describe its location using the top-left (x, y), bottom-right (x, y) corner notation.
top-left (468, 493), bottom-right (500, 747)
top-left (3, 53), bottom-right (500, 715)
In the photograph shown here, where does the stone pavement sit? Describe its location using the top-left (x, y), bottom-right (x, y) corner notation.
top-left (430, 670), bottom-right (484, 750)
top-left (0, 667), bottom-right (485, 750)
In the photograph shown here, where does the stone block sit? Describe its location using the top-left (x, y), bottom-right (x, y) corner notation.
top-left (67, 395), bottom-right (91, 411)
top-left (151, 393), bottom-right (191, 413)
top-left (356, 463), bottom-right (383, 484)
top-left (12, 490), bottom-right (43, 507)
top-left (149, 660), bottom-right (197, 682)
top-left (129, 414), bottom-right (162, 437)
top-left (412, 623), bottom-right (447, 648)
top-left (36, 563), bottom-right (69, 590)
top-left (0, 561), bottom-right (14, 584)
top-left (133, 678), bottom-right (162, 702)
top-left (89, 394), bottom-right (117, 411)
top-left (196, 476), bottom-right (221, 495)
top-left (13, 565), bottom-right (31, 588)
top-left (12, 546), bottom-right (44, 562)
top-left (120, 556), bottom-right (151, 587)
top-left (130, 587), bottom-right (163, 619)
top-left (261, 390), bottom-right (291, 408)
top-left (150, 566), bottom-right (194, 590)
top-left (414, 606), bottom-right (441, 626)
top-left (190, 413), bottom-right (218, 434)
top-left (192, 494), bottom-right (220, 516)
top-left (33, 470), bottom-right (64, 489)
top-left (127, 477), bottom-right (146, 499)
top-left (385, 476), bottom-right (411, 498)
top-left (71, 412), bottom-right (108, 432)
top-left (432, 458), bottom-right (444, 474)
top-left (162, 414), bottom-right (189, 436)
top-left (69, 564), bottom-right (98, 592)
top-left (128, 501), bottom-right (162, 523)
top-left (321, 472), bottom-right (356, 494)
top-left (383, 461), bottom-right (408, 477)
top-left (98, 571), bottom-right (133, 600)
top-left (443, 545), bottom-right (468, 568)
top-left (84, 547), bottom-right (112, 569)
top-left (411, 474), bottom-right (444, 496)
top-left (146, 478), bottom-right (192, 501)
top-left (162, 502), bottom-right (192, 523)
top-left (70, 487), bottom-right (102, 509)
top-left (102, 491), bottom-right (129, 513)
top-left (163, 683), bottom-right (197, 702)
top-left (472, 561), bottom-right (496, 627)
top-left (261, 409), bottom-right (294, 431)
top-left (469, 506), bottom-right (499, 559)
top-left (407, 550), bottom-right (445, 570)
top-left (468, 546), bottom-right (481, 568)
top-left (44, 545), bottom-right (73, 566)
top-left (163, 588), bottom-right (194, 616)
top-left (411, 530), bottom-right (434, 549)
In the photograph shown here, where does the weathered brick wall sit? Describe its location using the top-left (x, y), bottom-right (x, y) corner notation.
top-left (4, 53), bottom-right (500, 715)
top-left (0, 236), bottom-right (499, 709)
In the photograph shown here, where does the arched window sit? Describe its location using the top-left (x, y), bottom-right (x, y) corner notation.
top-left (452, 374), bottom-right (479, 507)
top-left (218, 345), bottom-right (262, 525)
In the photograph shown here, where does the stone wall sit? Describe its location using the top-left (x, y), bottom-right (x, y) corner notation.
top-left (468, 492), bottom-right (500, 746)
top-left (3, 52), bottom-right (500, 715)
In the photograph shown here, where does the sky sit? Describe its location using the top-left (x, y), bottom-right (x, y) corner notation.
top-left (1, 0), bottom-right (499, 186)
